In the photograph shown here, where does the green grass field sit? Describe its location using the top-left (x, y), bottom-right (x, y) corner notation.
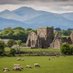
top-left (0, 56), bottom-right (73, 73)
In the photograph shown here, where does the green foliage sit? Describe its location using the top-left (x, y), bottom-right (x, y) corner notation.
top-left (0, 56), bottom-right (73, 73)
top-left (7, 39), bottom-right (15, 48)
top-left (61, 43), bottom-right (73, 55)
top-left (9, 49), bottom-right (16, 56)
top-left (0, 40), bottom-right (5, 56)
top-left (0, 27), bottom-right (36, 42)
top-left (70, 46), bottom-right (73, 55)
top-left (62, 30), bottom-right (71, 36)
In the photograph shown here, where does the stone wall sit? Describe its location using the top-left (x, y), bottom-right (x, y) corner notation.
top-left (26, 27), bottom-right (54, 48)
top-left (70, 31), bottom-right (73, 44)
top-left (26, 27), bottom-right (73, 49)
top-left (37, 27), bottom-right (54, 48)
top-left (50, 32), bottom-right (62, 49)
top-left (26, 32), bottom-right (38, 48)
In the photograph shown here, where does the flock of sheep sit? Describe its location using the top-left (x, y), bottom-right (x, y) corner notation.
top-left (3, 58), bottom-right (40, 72)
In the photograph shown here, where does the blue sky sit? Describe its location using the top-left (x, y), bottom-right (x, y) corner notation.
top-left (0, 0), bottom-right (73, 13)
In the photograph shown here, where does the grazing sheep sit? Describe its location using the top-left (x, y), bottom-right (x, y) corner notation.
top-left (16, 58), bottom-right (24, 61)
top-left (16, 58), bottom-right (21, 61)
top-left (3, 68), bottom-right (10, 72)
top-left (14, 64), bottom-right (20, 66)
top-left (26, 65), bottom-right (32, 69)
top-left (13, 64), bottom-right (23, 71)
top-left (34, 63), bottom-right (40, 68)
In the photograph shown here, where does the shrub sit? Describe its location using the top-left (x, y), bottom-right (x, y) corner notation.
top-left (0, 40), bottom-right (5, 56)
top-left (9, 49), bottom-right (16, 56)
top-left (61, 43), bottom-right (71, 55)
top-left (7, 39), bottom-right (15, 48)
top-left (70, 46), bottom-right (73, 55)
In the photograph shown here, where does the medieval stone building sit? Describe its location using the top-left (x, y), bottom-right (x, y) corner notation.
top-left (26, 27), bottom-right (73, 49)
top-left (26, 27), bottom-right (54, 48)
top-left (37, 27), bottom-right (54, 48)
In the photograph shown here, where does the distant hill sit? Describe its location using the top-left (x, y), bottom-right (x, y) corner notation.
top-left (0, 17), bottom-right (28, 29)
top-left (61, 12), bottom-right (73, 21)
top-left (0, 6), bottom-right (73, 29)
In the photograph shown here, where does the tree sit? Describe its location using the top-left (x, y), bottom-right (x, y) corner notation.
top-left (55, 28), bottom-right (61, 31)
top-left (61, 43), bottom-right (71, 55)
top-left (70, 46), bottom-right (73, 55)
top-left (0, 40), bottom-right (5, 56)
top-left (16, 40), bottom-right (22, 46)
top-left (7, 39), bottom-right (15, 48)
top-left (10, 49), bottom-right (16, 56)
top-left (62, 30), bottom-right (71, 36)
top-left (15, 40), bottom-right (22, 55)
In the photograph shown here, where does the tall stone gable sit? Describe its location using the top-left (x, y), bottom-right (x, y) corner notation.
top-left (50, 32), bottom-right (62, 49)
top-left (37, 27), bottom-right (54, 48)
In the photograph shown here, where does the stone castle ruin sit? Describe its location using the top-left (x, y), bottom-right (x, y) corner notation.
top-left (50, 32), bottom-right (62, 49)
top-left (26, 27), bottom-right (73, 49)
top-left (26, 27), bottom-right (54, 48)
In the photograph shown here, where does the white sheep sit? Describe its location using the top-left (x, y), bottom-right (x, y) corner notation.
top-left (3, 68), bottom-right (10, 72)
top-left (13, 64), bottom-right (23, 71)
top-left (26, 65), bottom-right (32, 68)
top-left (16, 58), bottom-right (21, 61)
top-left (34, 63), bottom-right (40, 68)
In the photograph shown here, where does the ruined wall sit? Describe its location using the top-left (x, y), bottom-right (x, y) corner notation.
top-left (37, 27), bottom-right (54, 48)
top-left (50, 32), bottom-right (62, 49)
top-left (70, 31), bottom-right (73, 44)
top-left (26, 32), bottom-right (38, 48)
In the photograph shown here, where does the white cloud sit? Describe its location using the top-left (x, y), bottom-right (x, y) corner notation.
top-left (0, 0), bottom-right (73, 13)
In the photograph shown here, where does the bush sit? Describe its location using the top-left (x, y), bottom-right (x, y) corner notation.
top-left (70, 46), bottom-right (73, 55)
top-left (9, 49), bottom-right (16, 56)
top-left (7, 39), bottom-right (15, 48)
top-left (0, 40), bottom-right (5, 56)
top-left (61, 43), bottom-right (71, 55)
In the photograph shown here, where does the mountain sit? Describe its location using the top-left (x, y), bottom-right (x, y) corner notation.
top-left (26, 12), bottom-right (73, 29)
top-left (61, 12), bottom-right (73, 21)
top-left (0, 6), bottom-right (73, 29)
top-left (0, 17), bottom-right (28, 29)
top-left (0, 9), bottom-right (24, 21)
top-left (13, 7), bottom-right (45, 21)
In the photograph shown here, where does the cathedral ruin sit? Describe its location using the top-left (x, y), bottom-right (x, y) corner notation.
top-left (26, 27), bottom-right (73, 49)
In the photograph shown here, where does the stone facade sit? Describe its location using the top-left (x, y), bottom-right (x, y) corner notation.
top-left (26, 27), bottom-right (54, 48)
top-left (70, 31), bottom-right (73, 44)
top-left (37, 27), bottom-right (54, 48)
top-left (50, 32), bottom-right (62, 49)
top-left (26, 32), bottom-right (38, 48)
top-left (26, 28), bottom-right (73, 49)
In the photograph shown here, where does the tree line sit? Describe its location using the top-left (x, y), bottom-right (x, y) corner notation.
top-left (0, 27), bottom-right (36, 42)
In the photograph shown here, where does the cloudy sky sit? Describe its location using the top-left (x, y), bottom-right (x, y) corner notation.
top-left (0, 0), bottom-right (73, 13)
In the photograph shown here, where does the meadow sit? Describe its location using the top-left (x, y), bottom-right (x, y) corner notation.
top-left (0, 56), bottom-right (73, 73)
